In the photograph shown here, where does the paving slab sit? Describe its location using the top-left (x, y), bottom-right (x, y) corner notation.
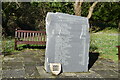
top-left (36, 61), bottom-right (44, 66)
top-left (20, 53), bottom-right (35, 58)
top-left (24, 57), bottom-right (35, 62)
top-left (75, 70), bottom-right (102, 78)
top-left (2, 62), bottom-right (24, 70)
top-left (3, 57), bottom-right (24, 62)
top-left (90, 64), bottom-right (108, 70)
top-left (0, 55), bottom-right (3, 63)
top-left (24, 66), bottom-right (40, 78)
top-left (114, 69), bottom-right (119, 73)
top-left (40, 57), bottom-right (45, 64)
top-left (24, 62), bottom-right (43, 67)
top-left (24, 62), bottom-right (37, 66)
top-left (36, 66), bottom-right (56, 78)
top-left (60, 72), bottom-right (77, 78)
top-left (2, 69), bottom-right (25, 78)
top-left (31, 57), bottom-right (41, 62)
top-left (0, 70), bottom-right (2, 79)
top-left (94, 70), bottom-right (118, 78)
top-left (99, 58), bottom-right (118, 69)
top-left (0, 62), bottom-right (2, 70)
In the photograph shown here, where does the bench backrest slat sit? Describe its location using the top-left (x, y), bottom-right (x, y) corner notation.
top-left (27, 32), bottom-right (29, 41)
top-left (18, 32), bottom-right (20, 38)
top-left (24, 32), bottom-right (26, 40)
top-left (38, 33), bottom-right (40, 41)
top-left (32, 33), bottom-right (34, 41)
top-left (21, 32), bottom-right (23, 39)
top-left (29, 33), bottom-right (32, 41)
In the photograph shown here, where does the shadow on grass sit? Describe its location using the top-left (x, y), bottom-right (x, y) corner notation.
top-left (88, 52), bottom-right (100, 70)
top-left (2, 52), bottom-right (13, 56)
top-left (90, 21), bottom-right (117, 33)
top-left (17, 44), bottom-right (46, 51)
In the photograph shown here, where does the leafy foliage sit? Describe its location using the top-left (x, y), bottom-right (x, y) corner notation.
top-left (92, 2), bottom-right (120, 26)
top-left (2, 2), bottom-right (74, 37)
top-left (2, 2), bottom-right (119, 37)
top-left (2, 37), bottom-right (14, 53)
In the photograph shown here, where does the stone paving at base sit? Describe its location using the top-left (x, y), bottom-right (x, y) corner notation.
top-left (0, 49), bottom-right (119, 79)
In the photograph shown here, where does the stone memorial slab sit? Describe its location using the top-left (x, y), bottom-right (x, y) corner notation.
top-left (45, 12), bottom-right (90, 72)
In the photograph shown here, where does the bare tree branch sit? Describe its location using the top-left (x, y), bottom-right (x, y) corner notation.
top-left (74, 0), bottom-right (83, 16)
top-left (15, 0), bottom-right (21, 9)
top-left (87, 1), bottom-right (98, 19)
top-left (3, 2), bottom-right (11, 11)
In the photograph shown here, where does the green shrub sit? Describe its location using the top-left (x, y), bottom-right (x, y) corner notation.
top-left (2, 37), bottom-right (14, 53)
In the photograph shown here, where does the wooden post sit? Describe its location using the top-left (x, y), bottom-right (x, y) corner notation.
top-left (116, 46), bottom-right (120, 61)
top-left (14, 29), bottom-right (17, 50)
top-left (118, 21), bottom-right (120, 61)
top-left (119, 47), bottom-right (120, 61)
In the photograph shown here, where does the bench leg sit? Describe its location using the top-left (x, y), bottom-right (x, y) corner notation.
top-left (118, 47), bottom-right (120, 61)
top-left (14, 40), bottom-right (17, 50)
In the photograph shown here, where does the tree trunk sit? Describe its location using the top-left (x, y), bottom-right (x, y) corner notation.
top-left (74, 0), bottom-right (83, 16)
top-left (87, 1), bottom-right (98, 19)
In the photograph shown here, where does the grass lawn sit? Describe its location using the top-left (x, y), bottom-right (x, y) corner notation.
top-left (90, 31), bottom-right (118, 62)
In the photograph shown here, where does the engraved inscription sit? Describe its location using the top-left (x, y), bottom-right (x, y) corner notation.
top-left (54, 23), bottom-right (72, 65)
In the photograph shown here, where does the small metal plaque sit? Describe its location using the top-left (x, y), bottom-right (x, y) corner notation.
top-left (50, 63), bottom-right (61, 75)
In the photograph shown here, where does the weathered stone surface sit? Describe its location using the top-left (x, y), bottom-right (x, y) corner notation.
top-left (76, 70), bottom-right (102, 78)
top-left (36, 66), bottom-right (56, 78)
top-left (0, 61), bottom-right (2, 69)
top-left (61, 73), bottom-right (77, 77)
top-left (24, 66), bottom-right (40, 78)
top-left (2, 62), bottom-right (24, 70)
top-left (2, 69), bottom-right (25, 78)
top-left (45, 12), bottom-right (90, 72)
top-left (94, 70), bottom-right (118, 78)
top-left (0, 55), bottom-right (3, 62)
top-left (24, 57), bottom-right (35, 62)
top-left (3, 57), bottom-right (24, 62)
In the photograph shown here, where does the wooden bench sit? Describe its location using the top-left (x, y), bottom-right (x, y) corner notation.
top-left (14, 29), bottom-right (46, 50)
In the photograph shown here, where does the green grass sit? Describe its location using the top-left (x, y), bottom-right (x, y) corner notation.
top-left (2, 38), bottom-right (15, 53)
top-left (2, 37), bottom-right (46, 53)
top-left (90, 32), bottom-right (118, 62)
